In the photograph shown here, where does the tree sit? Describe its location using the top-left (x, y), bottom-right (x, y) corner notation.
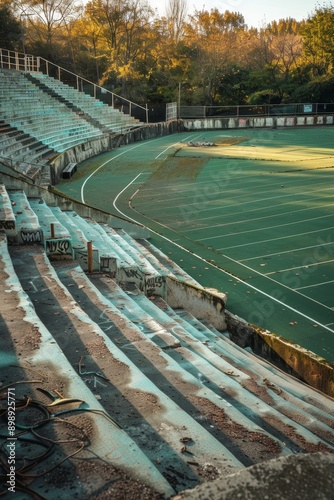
top-left (243, 19), bottom-right (302, 101)
top-left (0, 3), bottom-right (22, 50)
top-left (13, 0), bottom-right (80, 61)
top-left (184, 9), bottom-right (246, 104)
top-left (301, 4), bottom-right (334, 76)
top-left (83, 0), bottom-right (154, 98)
top-left (165, 0), bottom-right (188, 42)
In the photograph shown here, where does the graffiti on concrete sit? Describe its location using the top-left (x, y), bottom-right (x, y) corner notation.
top-left (45, 238), bottom-right (72, 255)
top-left (145, 275), bottom-right (164, 295)
top-left (21, 229), bottom-right (43, 244)
top-left (0, 220), bottom-right (15, 230)
top-left (122, 268), bottom-right (143, 280)
top-left (119, 266), bottom-right (165, 296)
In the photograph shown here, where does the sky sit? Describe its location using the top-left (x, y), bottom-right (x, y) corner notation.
top-left (149, 0), bottom-right (320, 28)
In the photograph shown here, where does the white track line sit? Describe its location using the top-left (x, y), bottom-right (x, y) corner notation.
top-left (265, 259), bottom-right (334, 276)
top-left (154, 133), bottom-right (202, 159)
top-left (180, 193), bottom-right (334, 228)
top-left (113, 176), bottom-right (334, 335)
top-left (296, 279), bottom-right (334, 291)
top-left (183, 201), bottom-right (334, 234)
top-left (240, 241), bottom-right (334, 262)
top-left (135, 165), bottom-right (332, 196)
top-left (81, 143), bottom-right (147, 204)
top-left (80, 133), bottom-right (200, 204)
top-left (156, 184), bottom-right (334, 215)
top-left (217, 226), bottom-right (334, 252)
top-left (197, 213), bottom-right (334, 243)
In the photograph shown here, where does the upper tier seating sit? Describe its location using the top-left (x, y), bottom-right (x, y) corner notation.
top-left (0, 68), bottom-right (142, 181)
top-left (26, 71), bottom-right (142, 133)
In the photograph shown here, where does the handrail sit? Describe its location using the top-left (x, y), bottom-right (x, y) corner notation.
top-left (0, 48), bottom-right (149, 123)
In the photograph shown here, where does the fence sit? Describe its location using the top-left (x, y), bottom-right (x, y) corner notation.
top-left (166, 102), bottom-right (178, 121)
top-left (0, 48), bottom-right (148, 123)
top-left (180, 103), bottom-right (334, 119)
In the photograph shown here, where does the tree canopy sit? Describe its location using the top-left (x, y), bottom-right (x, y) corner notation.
top-left (5, 0), bottom-right (334, 105)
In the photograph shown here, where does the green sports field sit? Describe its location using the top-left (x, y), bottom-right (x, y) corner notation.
top-left (58, 126), bottom-right (334, 362)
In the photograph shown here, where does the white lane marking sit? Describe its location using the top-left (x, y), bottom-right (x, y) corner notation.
top-left (112, 178), bottom-right (334, 335)
top-left (217, 226), bottom-right (334, 251)
top-left (113, 173), bottom-right (144, 218)
top-left (197, 213), bottom-right (334, 243)
top-left (81, 143), bottom-right (146, 204)
top-left (295, 279), bottom-right (334, 291)
top-left (265, 259), bottom-right (334, 276)
top-left (154, 133), bottom-right (202, 159)
top-left (240, 241), bottom-right (334, 262)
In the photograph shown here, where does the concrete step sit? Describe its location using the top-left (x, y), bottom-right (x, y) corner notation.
top-left (25, 72), bottom-right (144, 131)
top-left (7, 190), bottom-right (43, 244)
top-left (0, 238), bottom-right (172, 498)
top-left (9, 245), bottom-right (244, 492)
top-left (122, 231), bottom-right (202, 287)
top-left (58, 266), bottom-right (334, 459)
top-left (152, 298), bottom-right (334, 441)
top-left (28, 198), bottom-right (73, 257)
top-left (101, 224), bottom-right (166, 296)
top-left (0, 184), bottom-right (16, 239)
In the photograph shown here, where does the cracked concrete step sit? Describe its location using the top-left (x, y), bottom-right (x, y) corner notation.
top-left (54, 264), bottom-right (334, 459)
top-left (0, 237), bottom-right (172, 498)
top-left (53, 263), bottom-right (295, 465)
top-left (9, 245), bottom-right (246, 493)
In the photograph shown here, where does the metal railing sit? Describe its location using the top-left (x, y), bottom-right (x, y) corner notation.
top-left (0, 48), bottom-right (148, 123)
top-left (180, 103), bottom-right (334, 119)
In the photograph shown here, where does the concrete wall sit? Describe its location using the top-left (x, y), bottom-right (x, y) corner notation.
top-left (166, 276), bottom-right (227, 331)
top-left (225, 310), bottom-right (334, 398)
top-left (118, 267), bottom-right (166, 297)
top-left (183, 115), bottom-right (334, 131)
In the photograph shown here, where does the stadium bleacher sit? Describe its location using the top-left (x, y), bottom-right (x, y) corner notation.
top-left (0, 66), bottom-right (142, 183)
top-left (1, 183), bottom-right (334, 497)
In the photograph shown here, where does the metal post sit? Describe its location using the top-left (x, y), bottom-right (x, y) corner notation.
top-left (178, 82), bottom-right (181, 119)
top-left (87, 241), bottom-right (93, 273)
top-left (50, 223), bottom-right (55, 239)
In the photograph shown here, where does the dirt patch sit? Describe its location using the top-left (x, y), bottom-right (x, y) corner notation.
top-left (197, 463), bottom-right (221, 481)
top-left (264, 417), bottom-right (334, 454)
top-left (216, 136), bottom-right (251, 147)
top-left (192, 397), bottom-right (282, 463)
top-left (76, 461), bottom-right (164, 500)
top-left (148, 157), bottom-right (208, 181)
